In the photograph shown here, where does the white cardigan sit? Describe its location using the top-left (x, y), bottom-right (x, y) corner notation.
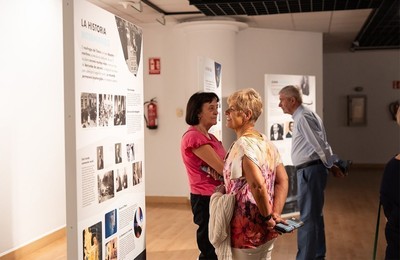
top-left (209, 191), bottom-right (236, 260)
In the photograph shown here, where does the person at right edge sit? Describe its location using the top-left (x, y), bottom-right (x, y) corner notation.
top-left (380, 105), bottom-right (400, 260)
top-left (278, 85), bottom-right (346, 260)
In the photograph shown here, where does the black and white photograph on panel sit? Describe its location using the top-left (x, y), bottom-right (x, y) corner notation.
top-left (115, 168), bottom-right (128, 193)
top-left (98, 94), bottom-right (113, 127)
top-left (81, 92), bottom-right (97, 128)
top-left (97, 146), bottom-right (104, 170)
top-left (98, 170), bottom-right (114, 203)
top-left (114, 95), bottom-right (126, 126)
top-left (126, 143), bottom-right (135, 162)
top-left (115, 16), bottom-right (143, 76)
top-left (115, 143), bottom-right (122, 164)
top-left (132, 161), bottom-right (142, 186)
top-left (285, 121), bottom-right (294, 138)
top-left (270, 123), bottom-right (284, 141)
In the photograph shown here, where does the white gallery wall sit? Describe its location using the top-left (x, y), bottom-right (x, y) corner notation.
top-left (142, 25), bottom-right (323, 197)
top-left (0, 0), bottom-right (66, 256)
top-left (324, 50), bottom-right (400, 163)
top-left (235, 28), bottom-right (324, 132)
top-left (141, 24), bottom-right (190, 198)
top-left (1, 0), bottom-right (399, 256)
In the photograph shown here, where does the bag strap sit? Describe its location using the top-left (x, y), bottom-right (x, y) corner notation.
top-left (372, 202), bottom-right (381, 260)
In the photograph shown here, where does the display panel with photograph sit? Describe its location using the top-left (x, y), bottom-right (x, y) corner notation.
top-left (64, 1), bottom-right (146, 259)
top-left (265, 74), bottom-right (316, 216)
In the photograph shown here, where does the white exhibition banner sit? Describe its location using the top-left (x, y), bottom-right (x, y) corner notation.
top-left (199, 57), bottom-right (223, 140)
top-left (63, 0), bottom-right (146, 259)
top-left (265, 74), bottom-right (316, 216)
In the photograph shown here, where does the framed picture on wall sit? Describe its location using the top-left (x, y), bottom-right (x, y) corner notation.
top-left (347, 95), bottom-right (367, 126)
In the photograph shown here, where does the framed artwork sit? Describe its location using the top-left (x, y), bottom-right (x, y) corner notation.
top-left (347, 95), bottom-right (367, 126)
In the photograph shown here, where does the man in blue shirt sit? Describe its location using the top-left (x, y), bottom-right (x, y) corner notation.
top-left (278, 85), bottom-right (345, 260)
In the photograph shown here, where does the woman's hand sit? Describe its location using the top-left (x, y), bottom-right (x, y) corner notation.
top-left (214, 184), bottom-right (226, 194)
top-left (272, 213), bottom-right (287, 225)
top-left (208, 167), bottom-right (222, 181)
top-left (270, 213), bottom-right (290, 234)
top-left (266, 217), bottom-right (276, 231)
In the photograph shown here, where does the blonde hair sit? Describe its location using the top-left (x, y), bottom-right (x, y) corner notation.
top-left (227, 88), bottom-right (263, 123)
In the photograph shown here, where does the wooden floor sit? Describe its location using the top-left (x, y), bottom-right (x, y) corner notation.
top-left (8, 167), bottom-right (388, 260)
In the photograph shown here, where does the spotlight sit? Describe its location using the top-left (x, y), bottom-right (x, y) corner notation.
top-left (156, 14), bottom-right (165, 25)
top-left (119, 1), bottom-right (142, 12)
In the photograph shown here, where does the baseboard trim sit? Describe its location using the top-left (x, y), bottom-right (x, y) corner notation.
top-left (0, 197), bottom-right (187, 259)
top-left (0, 228), bottom-right (65, 260)
top-left (351, 163), bottom-right (385, 170)
top-left (146, 195), bottom-right (189, 204)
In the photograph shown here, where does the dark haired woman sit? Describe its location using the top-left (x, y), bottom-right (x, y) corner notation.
top-left (181, 92), bottom-right (226, 260)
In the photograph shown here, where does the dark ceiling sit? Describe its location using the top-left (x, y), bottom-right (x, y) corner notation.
top-left (189, 0), bottom-right (400, 51)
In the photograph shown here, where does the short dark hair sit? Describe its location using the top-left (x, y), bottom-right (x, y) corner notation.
top-left (185, 92), bottom-right (219, 125)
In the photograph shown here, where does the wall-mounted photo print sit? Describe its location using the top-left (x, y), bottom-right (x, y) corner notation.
top-left (132, 161), bottom-right (142, 186)
top-left (286, 121), bottom-right (294, 138)
top-left (115, 16), bottom-right (143, 76)
top-left (270, 123), bottom-right (284, 141)
top-left (126, 143), bottom-right (135, 162)
top-left (83, 222), bottom-right (102, 260)
top-left (81, 92), bottom-right (98, 128)
top-left (114, 95), bottom-right (126, 126)
top-left (116, 168), bottom-right (128, 192)
top-left (98, 170), bottom-right (115, 203)
top-left (97, 146), bottom-right (104, 170)
top-left (105, 237), bottom-right (118, 260)
top-left (98, 94), bottom-right (113, 127)
top-left (115, 143), bottom-right (122, 164)
top-left (347, 95), bottom-right (367, 126)
top-left (300, 75), bottom-right (313, 105)
top-left (105, 209), bottom-right (117, 239)
top-left (134, 207), bottom-right (144, 238)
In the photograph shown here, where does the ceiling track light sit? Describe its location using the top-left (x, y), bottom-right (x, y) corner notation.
top-left (137, 0), bottom-right (202, 26)
top-left (130, 3), bottom-right (142, 12)
top-left (119, 1), bottom-right (142, 13)
top-left (156, 14), bottom-right (165, 26)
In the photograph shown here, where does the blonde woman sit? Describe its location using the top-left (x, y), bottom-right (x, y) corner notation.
top-left (224, 88), bottom-right (288, 259)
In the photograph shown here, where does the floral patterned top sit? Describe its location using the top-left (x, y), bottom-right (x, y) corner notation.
top-left (223, 132), bottom-right (282, 249)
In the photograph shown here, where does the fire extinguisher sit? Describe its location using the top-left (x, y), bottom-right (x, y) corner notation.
top-left (144, 98), bottom-right (158, 129)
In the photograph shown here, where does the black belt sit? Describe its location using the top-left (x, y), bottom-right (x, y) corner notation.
top-left (296, 159), bottom-right (323, 170)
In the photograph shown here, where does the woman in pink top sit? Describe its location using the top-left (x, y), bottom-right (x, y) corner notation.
top-left (181, 92), bottom-right (226, 260)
